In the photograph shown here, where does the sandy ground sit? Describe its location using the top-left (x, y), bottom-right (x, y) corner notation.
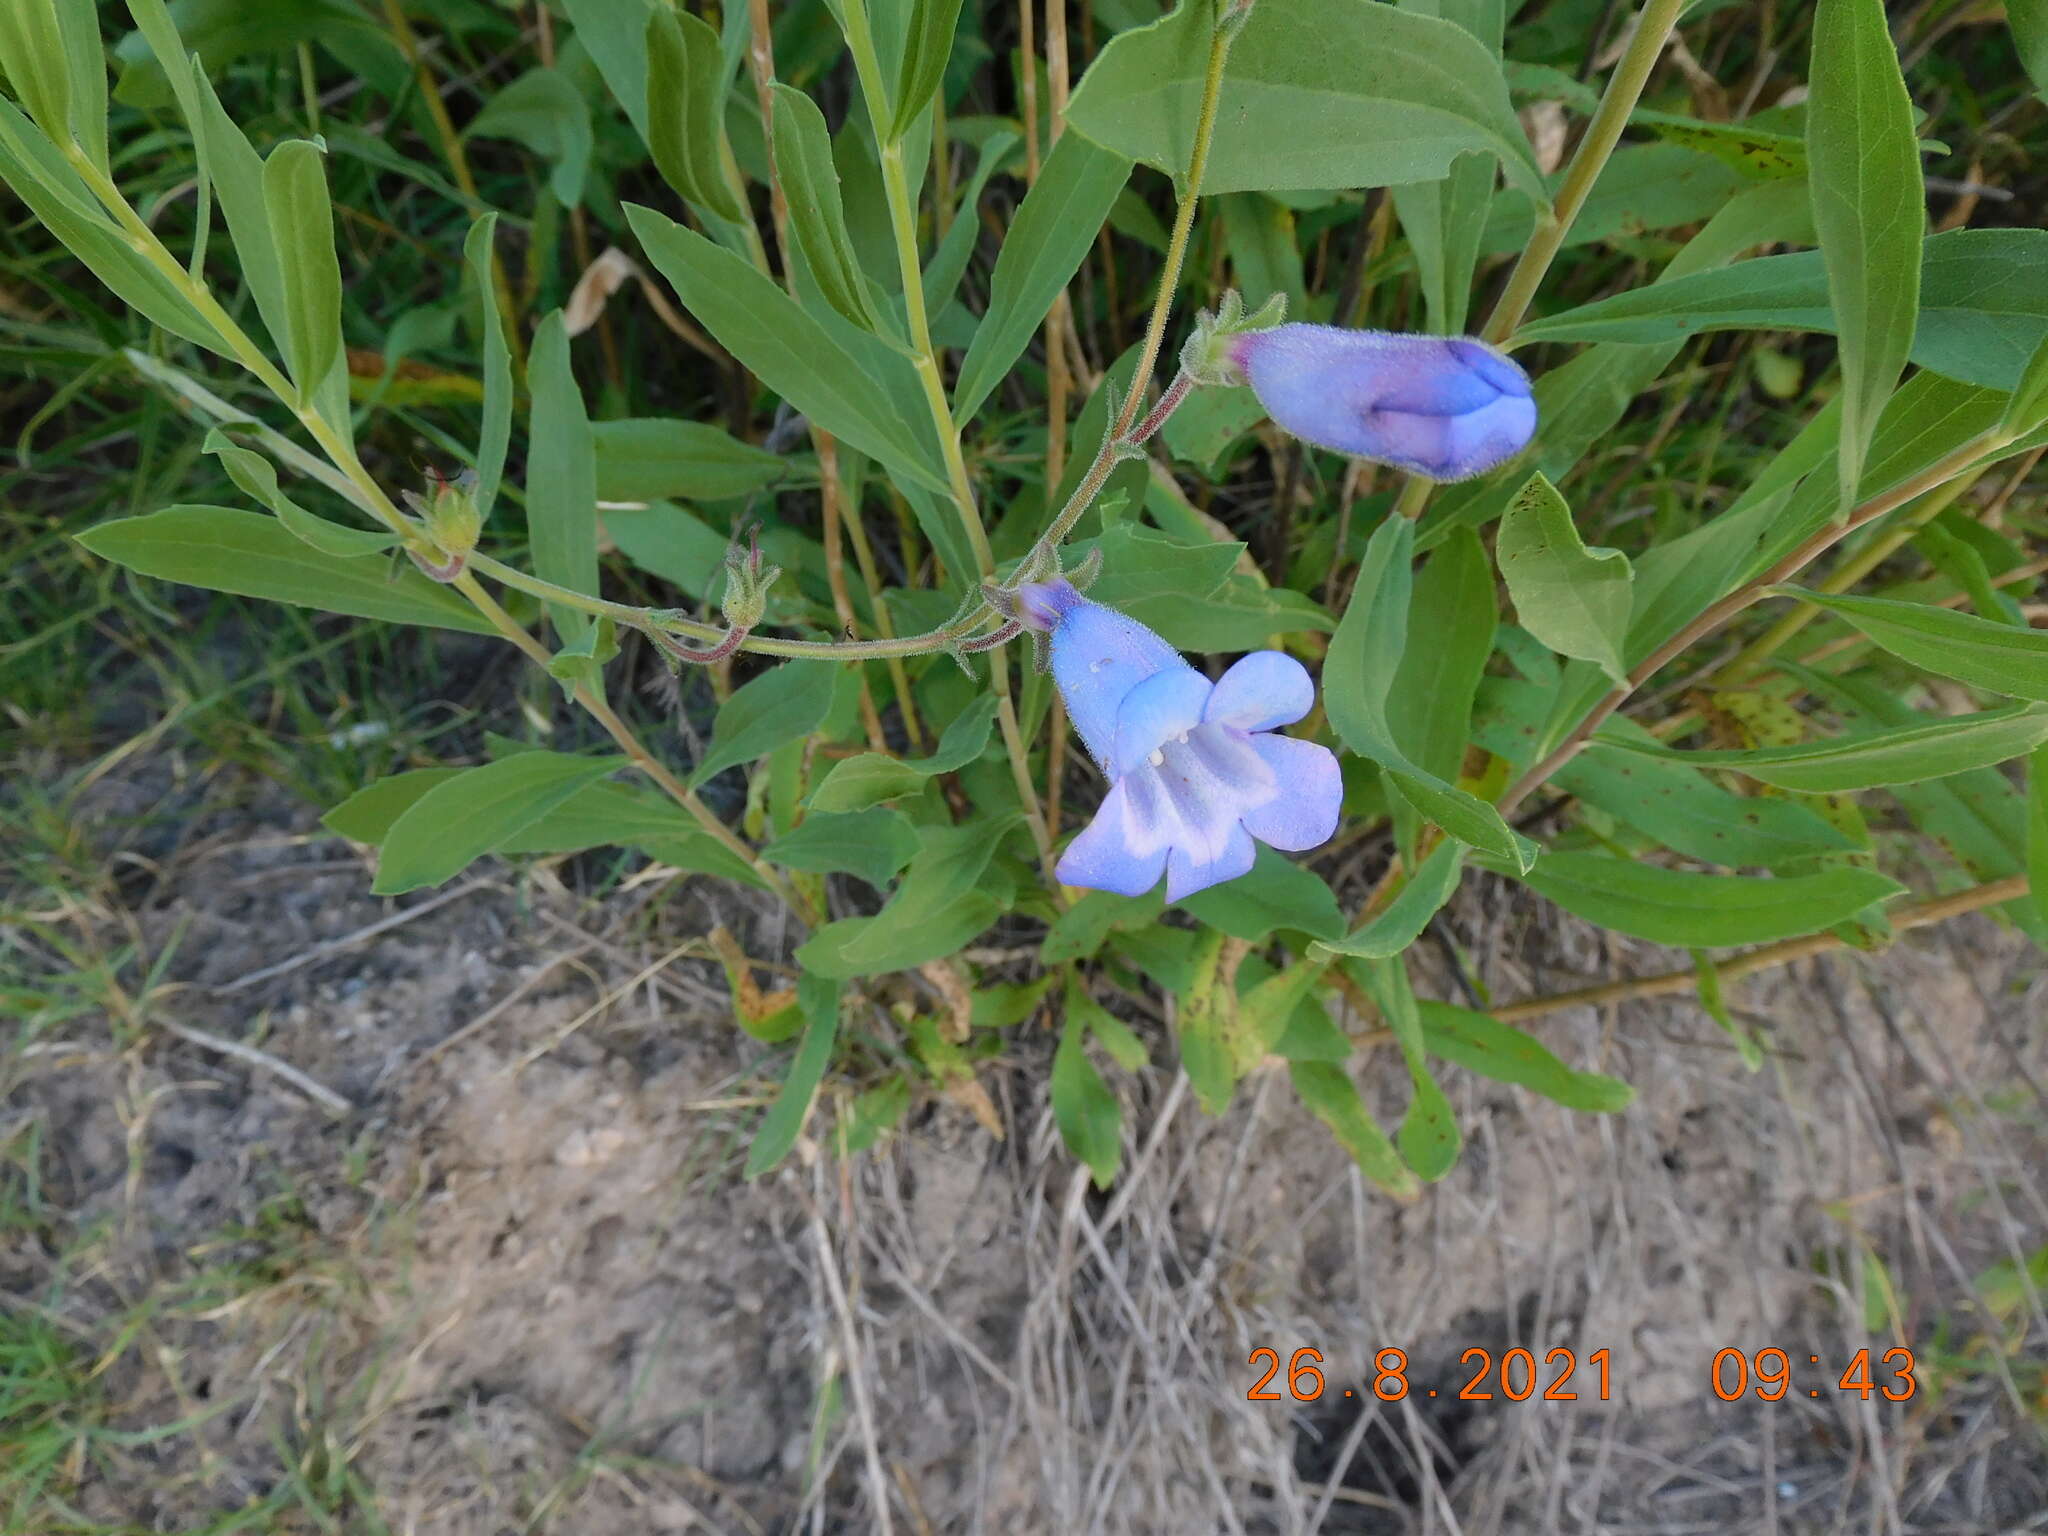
top-left (4, 767), bottom-right (2046, 1534)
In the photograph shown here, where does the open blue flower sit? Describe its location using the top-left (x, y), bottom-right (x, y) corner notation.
top-left (1017, 579), bottom-right (1341, 900)
top-left (1227, 325), bottom-right (1536, 481)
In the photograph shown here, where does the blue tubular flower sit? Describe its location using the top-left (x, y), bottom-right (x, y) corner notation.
top-left (1017, 579), bottom-right (1342, 900)
top-left (1227, 325), bottom-right (1536, 481)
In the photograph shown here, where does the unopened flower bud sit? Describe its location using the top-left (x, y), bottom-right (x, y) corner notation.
top-left (718, 525), bottom-right (779, 631)
top-left (1227, 325), bottom-right (1537, 481)
top-left (405, 468), bottom-right (483, 559)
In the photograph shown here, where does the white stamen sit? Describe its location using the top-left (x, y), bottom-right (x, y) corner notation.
top-left (1147, 749), bottom-right (1164, 767)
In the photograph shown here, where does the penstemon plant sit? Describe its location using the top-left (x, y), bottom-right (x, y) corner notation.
top-left (11, 0), bottom-right (2048, 1190)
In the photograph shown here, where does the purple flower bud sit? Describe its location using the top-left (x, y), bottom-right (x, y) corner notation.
top-left (1024, 579), bottom-right (1342, 900)
top-left (1228, 325), bottom-right (1536, 481)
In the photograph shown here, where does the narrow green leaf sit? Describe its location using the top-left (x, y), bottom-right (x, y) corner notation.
top-left (1785, 590), bottom-right (2048, 702)
top-left (1324, 516), bottom-right (1534, 870)
top-left (690, 662), bottom-right (841, 788)
top-left (261, 140), bottom-right (344, 404)
top-left (1175, 929), bottom-right (1236, 1114)
top-left (1354, 956), bottom-right (1460, 1180)
top-left (0, 0), bottom-right (72, 148)
top-left (1808, 0), bottom-right (1923, 512)
top-left (952, 131), bottom-right (1131, 422)
top-left (1178, 846), bottom-right (1343, 942)
top-left (764, 807), bottom-right (921, 890)
top-left (1068, 980), bottom-right (1151, 1071)
top-left (1040, 888), bottom-right (1163, 966)
top-left (2003, 329), bottom-right (2048, 436)
top-left (770, 83), bottom-right (880, 332)
top-left (1417, 1001), bottom-right (1634, 1111)
top-left (2028, 744), bottom-right (2048, 930)
top-left (1692, 951), bottom-right (1765, 1071)
top-left (2014, 0), bottom-right (2048, 99)
top-left (1389, 525), bottom-right (1496, 782)
top-left (838, 816), bottom-right (1017, 971)
top-left (323, 768), bottom-right (465, 846)
top-left (1289, 1062), bottom-right (1420, 1199)
top-left (746, 974), bottom-right (841, 1177)
top-left (526, 311), bottom-right (598, 646)
top-left (1592, 702), bottom-right (2048, 791)
top-left (796, 897), bottom-right (1003, 978)
top-left (373, 753), bottom-right (625, 894)
top-left (591, 418), bottom-right (788, 502)
top-left (889, 0), bottom-right (966, 138)
top-left (1066, 0), bottom-right (1543, 201)
top-left (1313, 841), bottom-right (1466, 960)
top-left (463, 214), bottom-right (513, 522)
top-left (920, 129), bottom-right (1018, 316)
top-left (1512, 230), bottom-right (2043, 395)
top-left (1053, 1013), bottom-right (1123, 1189)
top-left (1497, 472), bottom-right (1632, 684)
top-left (464, 65), bottom-right (591, 206)
top-left (1507, 853), bottom-right (1905, 947)
top-left (203, 430), bottom-right (396, 558)
top-left (75, 505), bottom-right (493, 632)
top-left (627, 204), bottom-right (946, 494)
top-left (807, 694), bottom-right (999, 811)
top-left (645, 6), bottom-right (744, 221)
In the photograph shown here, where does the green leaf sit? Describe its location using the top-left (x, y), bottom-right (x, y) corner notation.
top-left (1174, 928), bottom-right (1235, 1113)
top-left (888, 0), bottom-right (966, 138)
top-left (1160, 383), bottom-right (1265, 474)
top-left (838, 817), bottom-right (1017, 970)
top-left (1177, 845), bottom-right (1343, 942)
top-left (526, 311), bottom-right (599, 647)
top-left (1324, 516), bottom-right (1534, 870)
top-left (0, 0), bottom-right (73, 148)
top-left (188, 63), bottom-right (288, 362)
top-left (1505, 854), bottom-right (1905, 947)
top-left (1389, 526), bottom-right (1496, 782)
top-left (2015, 0), bottom-right (2048, 99)
top-left (1633, 110), bottom-right (1806, 181)
top-left (1289, 1062), bottom-right (1420, 1199)
top-left (645, 5), bottom-right (743, 221)
top-left (463, 215), bottom-right (513, 523)
top-left (261, 140), bottom-right (345, 406)
top-left (1513, 230), bottom-right (2044, 395)
top-left (690, 662), bottom-right (841, 788)
top-left (1784, 590), bottom-right (2048, 702)
top-left (1417, 1001), bottom-right (1633, 1111)
top-left (51, 0), bottom-right (105, 172)
top-left (2003, 329), bottom-right (2048, 437)
top-left (590, 419), bottom-right (788, 503)
top-left (493, 781), bottom-right (766, 888)
top-left (770, 83), bottom-right (881, 332)
top-left (1808, 0), bottom-right (1923, 512)
top-left (2029, 744), bottom-right (2048, 931)
top-left (1069, 984), bottom-right (1151, 1071)
top-left (75, 505), bottom-right (494, 632)
top-left (1692, 951), bottom-right (1765, 1072)
top-left (952, 131), bottom-right (1131, 422)
top-left (1593, 702), bottom-right (2048, 792)
top-left (322, 768), bottom-right (464, 845)
top-left (1388, 0), bottom-right (1503, 334)
top-left (1041, 887), bottom-right (1163, 965)
top-left (202, 430), bottom-right (396, 558)
top-left (921, 129), bottom-right (1019, 316)
top-left (372, 752), bottom-right (626, 895)
top-left (465, 65), bottom-right (591, 206)
top-left (627, 204), bottom-right (946, 494)
top-left (1497, 472), bottom-right (1632, 684)
top-left (1065, 0), bottom-right (1543, 201)
top-left (1053, 1013), bottom-right (1122, 1189)
top-left (764, 807), bottom-right (921, 890)
top-left (1312, 841), bottom-right (1465, 960)
top-left (1354, 956), bottom-right (1460, 1180)
top-left (745, 974), bottom-right (840, 1177)
top-left (797, 897), bottom-right (1003, 978)
top-left (807, 693), bottom-right (999, 811)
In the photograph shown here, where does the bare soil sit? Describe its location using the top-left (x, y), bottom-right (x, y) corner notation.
top-left (5, 766), bottom-right (2046, 1534)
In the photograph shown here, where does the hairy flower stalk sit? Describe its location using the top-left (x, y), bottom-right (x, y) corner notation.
top-left (1011, 579), bottom-right (1341, 900)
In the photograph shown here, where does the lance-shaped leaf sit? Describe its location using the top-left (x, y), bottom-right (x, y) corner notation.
top-left (1324, 516), bottom-right (1535, 870)
top-left (1502, 853), bottom-right (1905, 947)
top-left (1591, 702), bottom-right (2048, 791)
top-left (1785, 589), bottom-right (2048, 702)
top-left (0, 0), bottom-right (72, 151)
top-left (1290, 1062), bottom-right (1420, 1199)
top-left (463, 214), bottom-right (513, 521)
top-left (1066, 0), bottom-right (1544, 201)
top-left (373, 752), bottom-right (626, 894)
top-left (770, 83), bottom-right (879, 332)
top-left (1809, 0), bottom-right (1923, 515)
top-left (1313, 841), bottom-right (1467, 960)
top-left (646, 6), bottom-right (744, 222)
top-left (262, 140), bottom-right (345, 405)
top-left (1053, 1012), bottom-right (1123, 1189)
top-left (526, 312), bottom-right (598, 646)
top-left (76, 505), bottom-right (493, 632)
top-left (1418, 1002), bottom-right (1633, 1112)
top-left (1355, 956), bottom-right (1460, 1181)
top-left (690, 662), bottom-right (842, 789)
top-left (889, 0), bottom-right (966, 139)
top-left (203, 430), bottom-right (396, 558)
top-left (745, 975), bottom-right (840, 1177)
top-left (627, 204), bottom-right (945, 493)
